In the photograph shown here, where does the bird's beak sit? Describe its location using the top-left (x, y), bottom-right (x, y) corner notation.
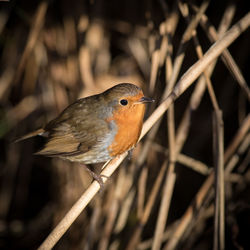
top-left (136, 96), bottom-right (155, 104)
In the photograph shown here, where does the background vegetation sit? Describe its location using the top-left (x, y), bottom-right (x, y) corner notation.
top-left (0, 0), bottom-right (249, 249)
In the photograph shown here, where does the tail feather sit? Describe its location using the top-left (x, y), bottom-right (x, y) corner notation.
top-left (14, 128), bottom-right (45, 143)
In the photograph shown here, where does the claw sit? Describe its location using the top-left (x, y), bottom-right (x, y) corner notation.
top-left (81, 164), bottom-right (108, 191)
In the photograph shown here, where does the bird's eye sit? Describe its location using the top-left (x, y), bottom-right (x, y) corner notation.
top-left (120, 99), bottom-right (128, 106)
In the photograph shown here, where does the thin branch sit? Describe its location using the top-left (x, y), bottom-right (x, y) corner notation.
top-left (213, 111), bottom-right (225, 250)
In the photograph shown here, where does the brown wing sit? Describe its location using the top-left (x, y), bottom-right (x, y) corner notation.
top-left (36, 123), bottom-right (96, 157)
top-left (36, 97), bottom-right (110, 157)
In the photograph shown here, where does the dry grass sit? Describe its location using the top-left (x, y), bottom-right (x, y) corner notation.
top-left (0, 1), bottom-right (250, 249)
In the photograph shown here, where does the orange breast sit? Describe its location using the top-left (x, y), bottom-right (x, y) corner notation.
top-left (108, 101), bottom-right (145, 157)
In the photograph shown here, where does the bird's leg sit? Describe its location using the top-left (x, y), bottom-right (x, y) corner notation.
top-left (81, 164), bottom-right (106, 190)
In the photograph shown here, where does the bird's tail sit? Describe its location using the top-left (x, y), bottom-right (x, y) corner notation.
top-left (14, 128), bottom-right (45, 143)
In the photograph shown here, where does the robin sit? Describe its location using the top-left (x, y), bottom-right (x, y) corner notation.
top-left (15, 83), bottom-right (154, 185)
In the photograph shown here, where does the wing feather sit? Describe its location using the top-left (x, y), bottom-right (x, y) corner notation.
top-left (36, 97), bottom-right (110, 157)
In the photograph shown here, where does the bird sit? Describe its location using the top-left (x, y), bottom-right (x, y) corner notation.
top-left (15, 83), bottom-right (154, 186)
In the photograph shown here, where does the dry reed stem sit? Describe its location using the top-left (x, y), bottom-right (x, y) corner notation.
top-left (38, 13), bottom-right (250, 249)
top-left (142, 12), bottom-right (250, 139)
top-left (181, 1), bottom-right (220, 112)
top-left (238, 153), bottom-right (250, 178)
top-left (149, 15), bottom-right (176, 248)
top-left (152, 82), bottom-right (176, 250)
top-left (98, 193), bottom-right (119, 250)
top-left (139, 0), bottom-right (205, 166)
top-left (151, 143), bottom-right (211, 175)
top-left (166, 6), bottom-right (243, 236)
top-left (137, 167), bottom-right (148, 218)
top-left (167, 119), bottom-right (248, 247)
top-left (99, 166), bottom-right (133, 249)
top-left (152, 170), bottom-right (176, 250)
top-left (87, 198), bottom-right (102, 249)
top-left (192, 32), bottom-right (220, 111)
top-left (151, 3), bottom-right (210, 249)
top-left (114, 188), bottom-right (136, 234)
top-left (131, 20), bottom-right (171, 245)
top-left (125, 161), bottom-right (168, 250)
top-left (224, 116), bottom-right (250, 167)
top-left (138, 221), bottom-right (179, 250)
top-left (161, 0), bottom-right (205, 99)
top-left (135, 7), bottom-right (178, 168)
top-left (170, 12), bottom-right (250, 98)
top-left (120, 5), bottom-right (244, 248)
top-left (213, 111), bottom-right (225, 250)
top-left (225, 115), bottom-right (250, 163)
top-left (135, 13), bottom-right (175, 166)
top-left (235, 134), bottom-right (250, 174)
top-left (174, 76), bottom-right (206, 153)
top-left (138, 11), bottom-right (178, 247)
top-left (13, 1), bottom-right (48, 85)
top-left (129, 13), bottom-right (177, 247)
top-left (217, 3), bottom-right (236, 35)
top-left (149, 50), bottom-right (160, 94)
top-left (175, 2), bottom-right (234, 154)
top-left (152, 13), bottom-right (243, 138)
top-left (177, 154), bottom-right (211, 175)
top-left (164, 114), bottom-right (250, 250)
top-left (196, 9), bottom-right (250, 100)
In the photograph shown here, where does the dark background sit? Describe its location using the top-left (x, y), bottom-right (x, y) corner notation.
top-left (0, 0), bottom-right (249, 249)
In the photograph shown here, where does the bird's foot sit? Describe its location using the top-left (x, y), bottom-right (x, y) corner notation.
top-left (81, 164), bottom-right (108, 191)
